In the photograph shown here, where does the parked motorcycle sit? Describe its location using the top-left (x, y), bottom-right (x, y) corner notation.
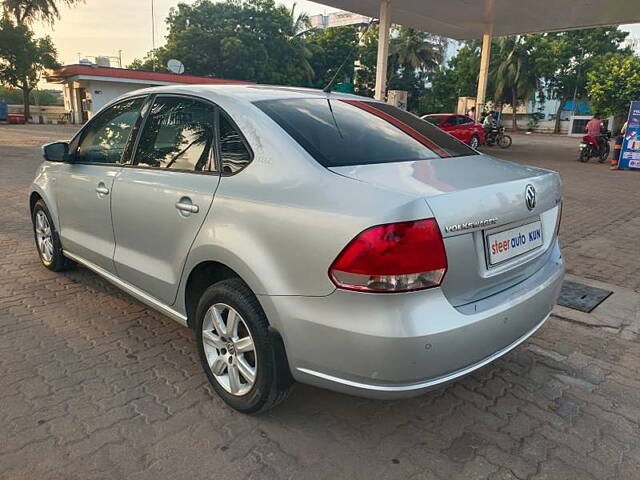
top-left (484, 125), bottom-right (512, 148)
top-left (579, 131), bottom-right (611, 163)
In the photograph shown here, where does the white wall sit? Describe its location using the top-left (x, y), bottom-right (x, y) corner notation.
top-left (85, 80), bottom-right (155, 116)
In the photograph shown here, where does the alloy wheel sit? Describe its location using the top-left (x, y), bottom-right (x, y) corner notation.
top-left (35, 210), bottom-right (54, 264)
top-left (201, 303), bottom-right (257, 396)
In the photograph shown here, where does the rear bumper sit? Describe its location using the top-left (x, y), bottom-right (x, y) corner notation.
top-left (260, 240), bottom-right (564, 399)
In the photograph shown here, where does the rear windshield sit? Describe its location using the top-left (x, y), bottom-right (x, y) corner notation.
top-left (253, 98), bottom-right (477, 167)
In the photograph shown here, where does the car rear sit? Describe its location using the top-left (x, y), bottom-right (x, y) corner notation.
top-left (254, 95), bottom-right (564, 398)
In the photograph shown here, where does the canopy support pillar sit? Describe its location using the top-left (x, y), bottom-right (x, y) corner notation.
top-left (374, 0), bottom-right (392, 101)
top-left (475, 31), bottom-right (492, 120)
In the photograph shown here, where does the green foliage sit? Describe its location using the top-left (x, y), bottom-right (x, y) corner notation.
top-left (354, 25), bottom-right (378, 97)
top-left (387, 27), bottom-right (445, 112)
top-left (539, 27), bottom-right (630, 101)
top-left (305, 25), bottom-right (358, 89)
top-left (417, 41), bottom-right (486, 115)
top-left (0, 85), bottom-right (62, 105)
top-left (587, 54), bottom-right (640, 118)
top-left (0, 16), bottom-right (58, 118)
top-left (127, 49), bottom-right (169, 72)
top-left (419, 26), bottom-right (629, 123)
top-left (418, 67), bottom-right (457, 113)
top-left (128, 0), bottom-right (314, 85)
top-left (2, 0), bottom-right (83, 25)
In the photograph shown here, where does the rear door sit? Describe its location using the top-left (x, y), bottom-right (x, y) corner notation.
top-left (55, 97), bottom-right (145, 272)
top-left (440, 116), bottom-right (458, 138)
top-left (455, 115), bottom-right (475, 143)
top-left (111, 95), bottom-right (221, 305)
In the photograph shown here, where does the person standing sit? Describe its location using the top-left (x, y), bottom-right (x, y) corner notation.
top-left (467, 106), bottom-right (476, 119)
top-left (612, 121), bottom-right (628, 169)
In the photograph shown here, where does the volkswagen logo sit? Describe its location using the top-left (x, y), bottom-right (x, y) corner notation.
top-left (525, 184), bottom-right (536, 211)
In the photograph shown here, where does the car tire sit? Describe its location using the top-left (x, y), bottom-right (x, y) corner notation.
top-left (469, 135), bottom-right (480, 149)
top-left (195, 278), bottom-right (293, 413)
top-left (32, 199), bottom-right (75, 271)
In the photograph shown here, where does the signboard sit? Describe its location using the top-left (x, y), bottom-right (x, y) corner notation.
top-left (387, 90), bottom-right (408, 110)
top-left (619, 101), bottom-right (640, 169)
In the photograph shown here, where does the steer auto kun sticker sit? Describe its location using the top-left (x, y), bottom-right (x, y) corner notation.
top-left (487, 221), bottom-right (543, 265)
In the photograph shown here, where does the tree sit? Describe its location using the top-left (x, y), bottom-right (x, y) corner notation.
top-left (283, 3), bottom-right (314, 85)
top-left (128, 0), bottom-right (313, 85)
top-left (355, 25), bottom-right (445, 109)
top-left (127, 48), bottom-right (169, 72)
top-left (0, 85), bottom-right (62, 105)
top-left (494, 36), bottom-right (539, 130)
top-left (587, 54), bottom-right (640, 119)
top-left (2, 0), bottom-right (82, 25)
top-left (0, 16), bottom-right (58, 121)
top-left (385, 27), bottom-right (445, 111)
top-left (417, 40), bottom-right (493, 115)
top-left (535, 27), bottom-right (630, 132)
top-left (354, 25), bottom-right (378, 97)
top-left (390, 27), bottom-right (444, 74)
top-left (305, 25), bottom-right (358, 89)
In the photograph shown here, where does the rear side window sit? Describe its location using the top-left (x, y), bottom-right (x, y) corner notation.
top-left (218, 113), bottom-right (252, 174)
top-left (423, 115), bottom-right (447, 125)
top-left (134, 96), bottom-right (216, 172)
top-left (254, 98), bottom-right (477, 167)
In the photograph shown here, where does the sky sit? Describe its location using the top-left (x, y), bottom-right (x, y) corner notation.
top-left (34, 0), bottom-right (337, 67)
top-left (34, 0), bottom-right (640, 85)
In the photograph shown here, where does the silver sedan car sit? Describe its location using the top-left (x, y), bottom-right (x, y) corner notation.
top-left (30, 85), bottom-right (564, 413)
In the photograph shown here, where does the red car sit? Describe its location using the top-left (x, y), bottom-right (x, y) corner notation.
top-left (421, 114), bottom-right (485, 149)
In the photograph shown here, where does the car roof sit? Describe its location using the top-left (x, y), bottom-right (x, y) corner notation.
top-left (116, 83), bottom-right (376, 105)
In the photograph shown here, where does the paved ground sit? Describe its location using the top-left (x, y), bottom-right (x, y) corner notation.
top-left (1, 125), bottom-right (639, 480)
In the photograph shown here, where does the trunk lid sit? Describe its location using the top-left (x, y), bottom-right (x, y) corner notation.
top-left (329, 154), bottom-right (562, 307)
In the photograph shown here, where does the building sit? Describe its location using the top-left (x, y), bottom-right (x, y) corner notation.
top-left (309, 11), bottom-right (373, 29)
top-left (45, 65), bottom-right (252, 124)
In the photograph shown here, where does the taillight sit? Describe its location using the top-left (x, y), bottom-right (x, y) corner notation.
top-left (555, 201), bottom-right (563, 236)
top-left (329, 218), bottom-right (448, 293)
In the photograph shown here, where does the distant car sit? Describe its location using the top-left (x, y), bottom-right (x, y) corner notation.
top-left (8, 113), bottom-right (27, 124)
top-left (30, 85), bottom-right (564, 413)
top-left (422, 113), bottom-right (485, 149)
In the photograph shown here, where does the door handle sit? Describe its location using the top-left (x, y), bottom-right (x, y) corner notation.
top-left (175, 201), bottom-right (199, 214)
top-left (96, 184), bottom-right (110, 195)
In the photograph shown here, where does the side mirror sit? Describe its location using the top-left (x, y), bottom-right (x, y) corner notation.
top-left (42, 141), bottom-right (70, 162)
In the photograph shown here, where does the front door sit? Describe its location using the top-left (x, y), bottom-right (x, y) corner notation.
top-left (55, 97), bottom-right (145, 272)
top-left (111, 95), bottom-right (220, 305)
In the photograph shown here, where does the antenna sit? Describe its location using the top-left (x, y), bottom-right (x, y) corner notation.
top-left (151, 0), bottom-right (156, 71)
top-left (323, 17), bottom-right (376, 93)
top-left (167, 59), bottom-right (185, 74)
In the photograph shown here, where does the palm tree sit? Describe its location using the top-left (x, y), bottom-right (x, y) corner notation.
top-left (391, 28), bottom-right (445, 72)
top-left (284, 3), bottom-right (314, 83)
top-left (494, 36), bottom-right (539, 130)
top-left (2, 0), bottom-right (81, 25)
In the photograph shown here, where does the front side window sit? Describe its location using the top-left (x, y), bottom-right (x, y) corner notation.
top-left (75, 98), bottom-right (144, 164)
top-left (218, 113), bottom-right (252, 174)
top-left (134, 97), bottom-right (216, 172)
top-left (254, 98), bottom-right (477, 168)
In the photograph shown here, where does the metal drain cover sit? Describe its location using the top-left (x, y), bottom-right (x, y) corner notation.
top-left (557, 280), bottom-right (613, 313)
